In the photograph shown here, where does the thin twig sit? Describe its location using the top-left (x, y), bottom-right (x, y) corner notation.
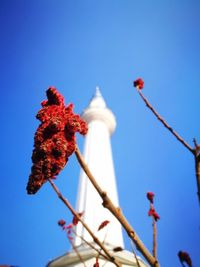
top-left (152, 219), bottom-right (157, 259)
top-left (193, 138), bottom-right (200, 202)
top-left (136, 89), bottom-right (194, 154)
top-left (68, 237), bottom-right (86, 267)
top-left (72, 229), bottom-right (109, 260)
top-left (137, 89), bottom-right (200, 203)
top-left (194, 152), bottom-right (200, 203)
top-left (149, 202), bottom-right (158, 259)
top-left (130, 241), bottom-right (142, 267)
top-left (75, 146), bottom-right (159, 267)
top-left (48, 179), bottom-right (121, 267)
top-left (193, 138), bottom-right (199, 149)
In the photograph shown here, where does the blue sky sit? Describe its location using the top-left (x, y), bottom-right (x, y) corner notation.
top-left (0, 1), bottom-right (200, 266)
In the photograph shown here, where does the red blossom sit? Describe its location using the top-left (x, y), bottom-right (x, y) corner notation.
top-left (98, 220), bottom-right (110, 231)
top-left (178, 251), bottom-right (192, 267)
top-left (153, 211), bottom-right (160, 222)
top-left (27, 86), bottom-right (88, 194)
top-left (66, 223), bottom-right (73, 229)
top-left (58, 219), bottom-right (66, 227)
top-left (146, 192), bottom-right (155, 204)
top-left (133, 78), bottom-right (144, 90)
top-left (67, 229), bottom-right (72, 235)
top-left (72, 212), bottom-right (84, 226)
top-left (148, 207), bottom-right (160, 221)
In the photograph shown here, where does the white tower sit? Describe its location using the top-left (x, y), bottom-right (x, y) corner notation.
top-left (47, 88), bottom-right (147, 267)
top-left (75, 87), bottom-right (124, 247)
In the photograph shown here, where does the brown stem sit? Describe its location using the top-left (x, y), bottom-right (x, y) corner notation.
top-left (152, 219), bottom-right (157, 259)
top-left (193, 138), bottom-right (199, 149)
top-left (194, 152), bottom-right (200, 203)
top-left (149, 203), bottom-right (157, 259)
top-left (136, 89), bottom-right (194, 154)
top-left (137, 89), bottom-right (200, 204)
top-left (68, 237), bottom-right (86, 267)
top-left (72, 229), bottom-right (109, 261)
top-left (130, 241), bottom-right (142, 267)
top-left (193, 139), bottom-right (200, 202)
top-left (48, 179), bottom-right (121, 267)
top-left (75, 146), bottom-right (159, 267)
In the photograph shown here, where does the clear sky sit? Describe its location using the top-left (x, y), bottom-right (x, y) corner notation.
top-left (0, 1), bottom-right (200, 266)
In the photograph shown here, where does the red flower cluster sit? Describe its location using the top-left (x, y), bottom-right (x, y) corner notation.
top-left (133, 78), bottom-right (144, 89)
top-left (58, 219), bottom-right (66, 227)
top-left (72, 212), bottom-right (84, 226)
top-left (147, 191), bottom-right (160, 221)
top-left (58, 213), bottom-right (84, 242)
top-left (146, 192), bottom-right (155, 203)
top-left (58, 220), bottom-right (74, 240)
top-left (178, 251), bottom-right (192, 267)
top-left (148, 207), bottom-right (160, 221)
top-left (27, 87), bottom-right (88, 194)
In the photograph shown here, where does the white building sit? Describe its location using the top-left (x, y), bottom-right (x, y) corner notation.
top-left (47, 88), bottom-right (148, 267)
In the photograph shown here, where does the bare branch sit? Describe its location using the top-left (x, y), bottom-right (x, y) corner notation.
top-left (48, 179), bottom-right (121, 267)
top-left (194, 153), bottom-right (200, 203)
top-left (193, 138), bottom-right (200, 202)
top-left (75, 146), bottom-right (159, 267)
top-left (152, 218), bottom-right (157, 259)
top-left (136, 89), bottom-right (200, 204)
top-left (72, 229), bottom-right (109, 260)
top-left (130, 241), bottom-right (142, 267)
top-left (68, 237), bottom-right (86, 267)
top-left (136, 89), bottom-right (194, 154)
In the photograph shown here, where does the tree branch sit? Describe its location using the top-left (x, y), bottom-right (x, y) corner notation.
top-left (72, 229), bottom-right (109, 261)
top-left (130, 241), bottom-right (142, 267)
top-left (75, 146), bottom-right (159, 267)
top-left (68, 237), bottom-right (86, 267)
top-left (152, 218), bottom-right (157, 259)
top-left (136, 89), bottom-right (194, 154)
top-left (193, 140), bottom-right (200, 203)
top-left (136, 89), bottom-right (200, 203)
top-left (48, 179), bottom-right (121, 267)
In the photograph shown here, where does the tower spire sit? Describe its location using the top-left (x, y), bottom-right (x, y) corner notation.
top-left (75, 87), bottom-right (123, 247)
top-left (95, 86), bottom-right (101, 97)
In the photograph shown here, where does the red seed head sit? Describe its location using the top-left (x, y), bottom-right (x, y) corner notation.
top-left (133, 78), bottom-right (144, 89)
top-left (58, 219), bottom-right (66, 227)
top-left (147, 192), bottom-right (155, 203)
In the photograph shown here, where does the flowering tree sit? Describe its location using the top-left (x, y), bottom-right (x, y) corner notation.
top-left (26, 85), bottom-right (195, 267)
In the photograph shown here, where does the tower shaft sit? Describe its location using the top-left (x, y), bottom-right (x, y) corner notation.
top-left (75, 88), bottom-right (123, 247)
top-left (75, 120), bottom-right (124, 247)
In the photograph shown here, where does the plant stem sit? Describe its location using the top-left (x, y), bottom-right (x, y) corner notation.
top-left (75, 146), bottom-right (159, 267)
top-left (48, 179), bottom-right (121, 267)
top-left (68, 237), bottom-right (86, 267)
top-left (130, 241), bottom-right (142, 267)
top-left (152, 218), bottom-right (157, 259)
top-left (72, 229), bottom-right (109, 261)
top-left (136, 89), bottom-right (194, 154)
top-left (194, 150), bottom-right (200, 203)
top-left (136, 89), bottom-right (200, 203)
